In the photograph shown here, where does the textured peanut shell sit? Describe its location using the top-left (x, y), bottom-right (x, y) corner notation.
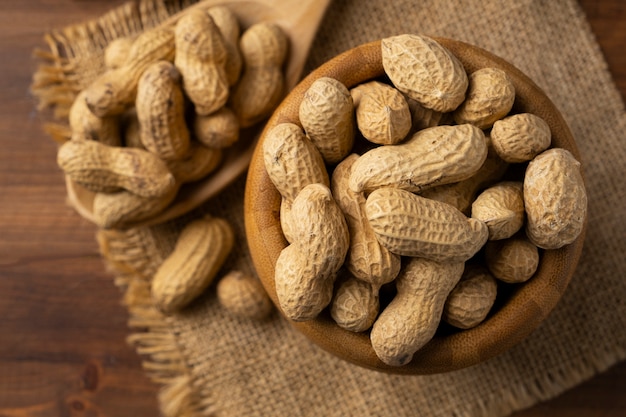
top-left (366, 187), bottom-right (488, 262)
top-left (262, 122), bottom-right (329, 203)
top-left (524, 148), bottom-right (587, 249)
top-left (382, 34), bottom-right (468, 112)
top-left (152, 217), bottom-right (234, 314)
top-left (217, 270), bottom-right (273, 320)
top-left (299, 77), bottom-right (355, 163)
top-left (245, 38), bottom-right (586, 374)
top-left (57, 139), bottom-right (175, 198)
top-left (491, 113), bottom-right (552, 163)
top-left (231, 23), bottom-right (288, 128)
top-left (207, 6), bottom-right (242, 86)
top-left (471, 181), bottom-right (525, 240)
top-left (85, 27), bottom-right (175, 117)
top-left (104, 36), bottom-right (134, 70)
top-left (69, 90), bottom-right (121, 146)
top-left (370, 258), bottom-right (464, 366)
top-left (136, 61), bottom-right (190, 161)
top-left (421, 139), bottom-right (509, 215)
top-left (351, 81), bottom-right (411, 145)
top-left (331, 154), bottom-right (400, 287)
top-left (92, 184), bottom-right (179, 229)
top-left (453, 67), bottom-right (515, 129)
top-left (443, 266), bottom-right (498, 329)
top-left (330, 271), bottom-right (380, 332)
top-left (193, 107), bottom-right (239, 149)
top-left (485, 236), bottom-right (540, 283)
top-left (405, 96), bottom-right (453, 133)
top-left (349, 124), bottom-right (488, 194)
top-left (274, 184), bottom-right (349, 321)
top-left (175, 10), bottom-right (229, 116)
top-left (166, 142), bottom-right (222, 184)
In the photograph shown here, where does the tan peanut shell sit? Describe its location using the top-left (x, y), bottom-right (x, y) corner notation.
top-left (381, 34), bottom-right (468, 112)
top-left (349, 124), bottom-right (488, 194)
top-left (443, 266), bottom-right (498, 329)
top-left (420, 138), bottom-right (509, 215)
top-left (491, 113), bottom-right (551, 163)
top-left (152, 216), bottom-right (234, 314)
top-left (69, 90), bottom-right (121, 146)
top-left (405, 96), bottom-right (453, 133)
top-left (85, 27), bottom-right (175, 117)
top-left (207, 6), bottom-right (242, 86)
top-left (57, 139), bottom-right (175, 198)
top-left (231, 22), bottom-right (288, 127)
top-left (366, 187), bottom-right (488, 262)
top-left (485, 235), bottom-right (540, 283)
top-left (299, 77), bottom-right (355, 163)
top-left (136, 61), bottom-right (190, 161)
top-left (331, 154), bottom-right (400, 287)
top-left (175, 9), bottom-right (229, 116)
top-left (370, 257), bottom-right (465, 366)
top-left (217, 270), bottom-right (273, 320)
top-left (351, 81), bottom-right (411, 145)
top-left (471, 181), bottom-right (525, 240)
top-left (262, 122), bottom-right (329, 203)
top-left (166, 142), bottom-right (222, 183)
top-left (274, 184), bottom-right (349, 321)
top-left (279, 198), bottom-right (295, 244)
top-left (193, 107), bottom-right (239, 149)
top-left (453, 67), bottom-right (515, 129)
top-left (104, 36), bottom-right (134, 70)
top-left (524, 148), bottom-right (587, 249)
top-left (92, 184), bottom-right (179, 229)
top-left (330, 271), bottom-right (379, 332)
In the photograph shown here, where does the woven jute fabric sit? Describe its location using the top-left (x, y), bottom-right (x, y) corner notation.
top-left (33, 0), bottom-right (626, 416)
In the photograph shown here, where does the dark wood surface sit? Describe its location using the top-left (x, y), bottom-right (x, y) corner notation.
top-left (0, 1), bottom-right (623, 416)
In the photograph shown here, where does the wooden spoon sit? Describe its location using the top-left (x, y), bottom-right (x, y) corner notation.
top-left (66, 0), bottom-right (332, 228)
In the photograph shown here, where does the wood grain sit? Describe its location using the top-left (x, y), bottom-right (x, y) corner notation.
top-left (0, 0), bottom-right (623, 416)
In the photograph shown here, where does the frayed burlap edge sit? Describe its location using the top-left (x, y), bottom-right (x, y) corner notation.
top-left (31, 1), bottom-right (204, 416)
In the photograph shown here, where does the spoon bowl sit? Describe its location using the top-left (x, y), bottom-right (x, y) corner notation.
top-left (66, 0), bottom-right (331, 228)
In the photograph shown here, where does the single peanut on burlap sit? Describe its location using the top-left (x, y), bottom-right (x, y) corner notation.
top-left (217, 270), bottom-right (273, 320)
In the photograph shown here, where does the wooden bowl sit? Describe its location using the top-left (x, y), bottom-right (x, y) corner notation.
top-left (244, 38), bottom-right (587, 374)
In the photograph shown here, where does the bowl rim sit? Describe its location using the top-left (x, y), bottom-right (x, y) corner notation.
top-left (244, 37), bottom-right (587, 374)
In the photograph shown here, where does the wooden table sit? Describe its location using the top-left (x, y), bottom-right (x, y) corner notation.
top-left (0, 1), bottom-right (624, 415)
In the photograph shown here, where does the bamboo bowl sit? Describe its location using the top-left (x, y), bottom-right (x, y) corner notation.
top-left (243, 38), bottom-right (586, 374)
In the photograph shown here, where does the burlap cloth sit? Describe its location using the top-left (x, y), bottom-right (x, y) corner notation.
top-left (32, 0), bottom-right (626, 416)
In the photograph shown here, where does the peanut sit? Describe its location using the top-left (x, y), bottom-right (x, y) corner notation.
top-left (524, 148), bottom-right (587, 249)
top-left (231, 22), bottom-right (288, 127)
top-left (491, 113), bottom-right (551, 163)
top-left (299, 77), bottom-right (355, 163)
top-left (57, 139), bottom-right (175, 198)
top-left (136, 61), bottom-right (190, 161)
top-left (217, 270), bottom-right (273, 320)
top-left (351, 81), bottom-right (411, 145)
top-left (349, 124), bottom-right (488, 194)
top-left (193, 107), bottom-right (239, 149)
top-left (485, 235), bottom-right (540, 283)
top-left (365, 187), bottom-right (488, 262)
top-left (207, 6), bottom-right (242, 86)
top-left (85, 26), bottom-right (175, 117)
top-left (175, 9), bottom-right (229, 116)
top-left (453, 67), bottom-right (515, 129)
top-left (274, 184), bottom-right (349, 321)
top-left (471, 181), bottom-right (525, 240)
top-left (382, 34), bottom-right (468, 112)
top-left (166, 141), bottom-right (222, 184)
top-left (405, 96), bottom-right (453, 134)
top-left (69, 90), bottom-right (121, 146)
top-left (330, 270), bottom-right (379, 332)
top-left (443, 266), bottom-right (498, 329)
top-left (121, 109), bottom-right (144, 149)
top-left (370, 257), bottom-right (464, 366)
top-left (331, 154), bottom-right (400, 287)
top-left (152, 216), bottom-right (234, 314)
top-left (104, 36), bottom-right (135, 70)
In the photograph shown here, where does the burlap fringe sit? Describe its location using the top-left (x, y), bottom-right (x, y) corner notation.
top-left (98, 227), bottom-right (204, 417)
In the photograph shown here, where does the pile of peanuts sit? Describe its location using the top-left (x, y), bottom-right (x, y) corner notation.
top-left (57, 6), bottom-right (287, 229)
top-left (263, 34), bottom-right (587, 366)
